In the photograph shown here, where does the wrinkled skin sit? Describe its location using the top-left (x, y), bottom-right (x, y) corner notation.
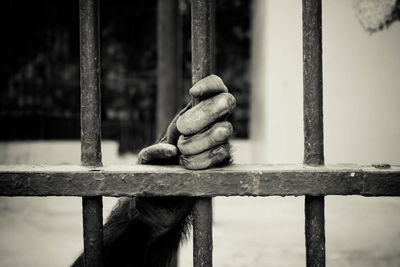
top-left (72, 75), bottom-right (236, 267)
top-left (138, 74), bottom-right (235, 170)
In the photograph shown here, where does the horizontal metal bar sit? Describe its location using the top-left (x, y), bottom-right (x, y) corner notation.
top-left (0, 164), bottom-right (399, 197)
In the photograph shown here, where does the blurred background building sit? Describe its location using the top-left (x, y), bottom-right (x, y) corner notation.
top-left (0, 0), bottom-right (250, 153)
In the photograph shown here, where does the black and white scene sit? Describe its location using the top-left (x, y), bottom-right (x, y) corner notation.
top-left (0, 0), bottom-right (400, 266)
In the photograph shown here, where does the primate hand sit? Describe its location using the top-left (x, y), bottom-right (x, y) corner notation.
top-left (138, 74), bottom-right (236, 170)
top-left (72, 76), bottom-right (235, 267)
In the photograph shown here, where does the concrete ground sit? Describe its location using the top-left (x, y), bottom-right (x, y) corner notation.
top-left (0, 141), bottom-right (399, 267)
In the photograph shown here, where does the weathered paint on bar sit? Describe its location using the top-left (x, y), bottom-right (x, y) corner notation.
top-left (303, 0), bottom-right (325, 266)
top-left (1, 164), bottom-right (400, 197)
top-left (191, 0), bottom-right (211, 86)
top-left (191, 0), bottom-right (213, 266)
top-left (82, 196), bottom-right (104, 267)
top-left (303, 0), bottom-right (323, 166)
top-left (193, 198), bottom-right (213, 267)
top-left (79, 0), bottom-right (103, 265)
top-left (80, 0), bottom-right (102, 167)
top-left (305, 195), bottom-right (325, 267)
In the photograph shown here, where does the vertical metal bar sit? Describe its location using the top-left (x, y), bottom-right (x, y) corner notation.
top-left (82, 196), bottom-right (104, 267)
top-left (193, 198), bottom-right (213, 267)
top-left (303, 0), bottom-right (324, 166)
top-left (210, 0), bottom-right (216, 74)
top-left (303, 0), bottom-right (325, 266)
top-left (79, 0), bottom-right (103, 266)
top-left (192, 0), bottom-right (213, 266)
top-left (80, 0), bottom-right (102, 167)
top-left (156, 0), bottom-right (181, 138)
top-left (305, 195), bottom-right (325, 267)
top-left (192, 0), bottom-right (211, 99)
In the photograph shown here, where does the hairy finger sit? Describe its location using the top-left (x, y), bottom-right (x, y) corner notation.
top-left (137, 143), bottom-right (178, 164)
top-left (179, 143), bottom-right (231, 170)
top-left (176, 93), bottom-right (236, 135)
top-left (189, 74), bottom-right (228, 98)
top-left (178, 121), bottom-right (233, 156)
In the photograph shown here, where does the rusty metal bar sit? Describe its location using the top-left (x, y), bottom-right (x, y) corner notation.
top-left (80, 0), bottom-right (102, 167)
top-left (193, 198), bottom-right (213, 267)
top-left (192, 0), bottom-right (212, 99)
top-left (303, 0), bottom-right (324, 166)
top-left (1, 164), bottom-right (400, 197)
top-left (79, 0), bottom-right (103, 266)
top-left (305, 195), bottom-right (325, 267)
top-left (303, 0), bottom-right (325, 266)
top-left (210, 0), bottom-right (216, 74)
top-left (82, 196), bottom-right (104, 267)
top-left (156, 0), bottom-right (181, 138)
top-left (192, 0), bottom-right (213, 266)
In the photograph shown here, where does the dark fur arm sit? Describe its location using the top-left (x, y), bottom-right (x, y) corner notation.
top-left (71, 197), bottom-right (194, 267)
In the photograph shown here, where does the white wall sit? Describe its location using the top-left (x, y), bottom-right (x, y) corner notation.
top-left (250, 0), bottom-right (400, 165)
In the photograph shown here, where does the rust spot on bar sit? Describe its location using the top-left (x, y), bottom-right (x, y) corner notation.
top-left (372, 163), bottom-right (391, 169)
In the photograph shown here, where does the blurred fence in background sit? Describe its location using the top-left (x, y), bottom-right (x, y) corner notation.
top-left (0, 0), bottom-right (250, 154)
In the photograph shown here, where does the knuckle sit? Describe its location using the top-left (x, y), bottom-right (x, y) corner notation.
top-left (212, 122), bottom-right (233, 142)
top-left (179, 143), bottom-right (230, 170)
top-left (215, 75), bottom-right (224, 85)
top-left (214, 93), bottom-right (236, 114)
top-left (212, 127), bottom-right (228, 142)
top-left (212, 144), bottom-right (229, 157)
top-left (209, 74), bottom-right (219, 82)
top-left (177, 135), bottom-right (190, 154)
top-left (225, 93), bottom-right (236, 108)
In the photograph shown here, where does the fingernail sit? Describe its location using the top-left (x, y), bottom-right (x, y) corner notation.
top-left (164, 147), bottom-right (176, 158)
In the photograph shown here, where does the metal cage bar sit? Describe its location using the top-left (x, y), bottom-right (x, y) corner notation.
top-left (191, 0), bottom-right (213, 266)
top-left (82, 196), bottom-right (104, 267)
top-left (1, 164), bottom-right (400, 197)
top-left (156, 0), bottom-right (182, 137)
top-left (302, 0), bottom-right (326, 266)
top-left (79, 0), bottom-right (104, 265)
top-left (193, 198), bottom-right (213, 267)
top-left (80, 0), bottom-right (102, 167)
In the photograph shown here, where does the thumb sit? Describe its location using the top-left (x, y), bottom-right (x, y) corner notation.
top-left (137, 143), bottom-right (179, 165)
top-left (164, 102), bottom-right (192, 144)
